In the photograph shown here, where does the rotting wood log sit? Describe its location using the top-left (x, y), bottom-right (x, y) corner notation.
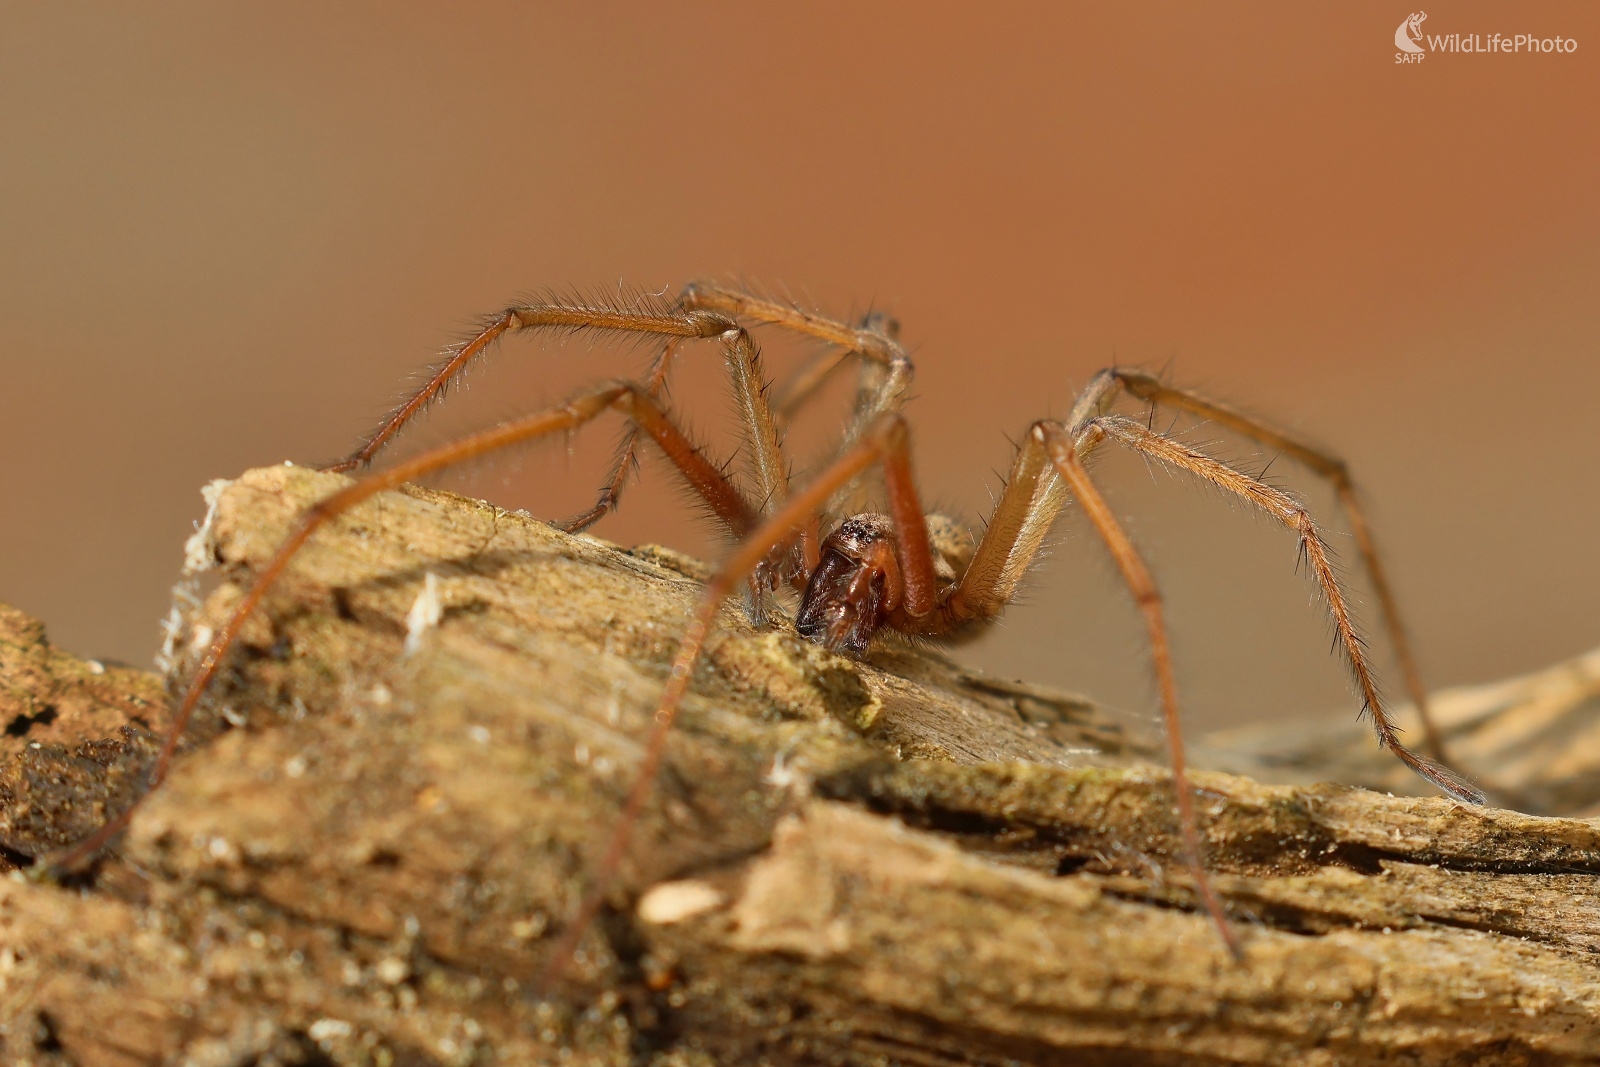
top-left (0, 464), bottom-right (1597, 1066)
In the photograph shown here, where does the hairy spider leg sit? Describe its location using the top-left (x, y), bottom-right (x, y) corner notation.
top-left (1097, 369), bottom-right (1449, 763)
top-left (679, 283), bottom-right (912, 435)
top-left (330, 304), bottom-right (738, 473)
top-left (566, 287), bottom-right (916, 575)
top-left (768, 309), bottom-right (903, 429)
top-left (880, 409), bottom-right (1241, 953)
top-left (949, 425), bottom-right (1069, 621)
top-left (536, 414), bottom-right (942, 991)
top-left (680, 284), bottom-right (914, 519)
top-left (554, 337), bottom-right (682, 533)
top-left (328, 300), bottom-right (805, 617)
top-left (1083, 414), bottom-right (1484, 805)
top-left (44, 380), bottom-right (787, 875)
top-left (1039, 422), bottom-right (1242, 959)
top-left (332, 289), bottom-right (904, 576)
top-left (769, 344), bottom-right (854, 425)
top-left (563, 310), bottom-right (896, 531)
top-left (557, 328), bottom-right (858, 541)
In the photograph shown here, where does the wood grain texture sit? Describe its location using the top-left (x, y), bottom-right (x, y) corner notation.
top-left (0, 465), bottom-right (1596, 1066)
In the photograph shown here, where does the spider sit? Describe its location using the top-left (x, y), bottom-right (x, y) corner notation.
top-left (48, 281), bottom-right (1483, 974)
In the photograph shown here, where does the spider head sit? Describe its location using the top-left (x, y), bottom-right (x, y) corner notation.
top-left (795, 514), bottom-right (902, 656)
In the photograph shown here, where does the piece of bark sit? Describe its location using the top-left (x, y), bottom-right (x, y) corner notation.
top-left (0, 465), bottom-right (1597, 1066)
top-left (1198, 646), bottom-right (1600, 818)
top-left (0, 602), bottom-right (168, 860)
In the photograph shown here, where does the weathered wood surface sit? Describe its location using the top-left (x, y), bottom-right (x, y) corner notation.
top-left (1, 464), bottom-right (1598, 1066)
top-left (1201, 644), bottom-right (1600, 819)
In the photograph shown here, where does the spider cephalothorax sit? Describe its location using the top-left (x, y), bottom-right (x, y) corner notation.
top-left (50, 281), bottom-right (1480, 981)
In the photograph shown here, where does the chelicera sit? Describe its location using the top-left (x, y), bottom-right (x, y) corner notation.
top-left (48, 281), bottom-right (1483, 973)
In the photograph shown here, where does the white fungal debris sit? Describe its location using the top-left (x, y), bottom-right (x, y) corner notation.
top-left (182, 478), bottom-right (235, 577)
top-left (307, 1018), bottom-right (353, 1043)
top-left (404, 572), bottom-right (443, 656)
top-left (186, 623), bottom-right (215, 658)
top-left (637, 880), bottom-right (726, 925)
top-left (156, 478), bottom-right (234, 677)
top-left (765, 749), bottom-right (802, 790)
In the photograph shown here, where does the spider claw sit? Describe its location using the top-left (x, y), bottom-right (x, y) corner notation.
top-left (1392, 745), bottom-right (1488, 805)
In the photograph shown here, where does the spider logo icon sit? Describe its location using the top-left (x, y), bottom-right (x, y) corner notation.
top-left (1396, 11), bottom-right (1428, 54)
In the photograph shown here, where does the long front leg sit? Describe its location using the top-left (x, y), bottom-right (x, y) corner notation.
top-left (770, 344), bottom-right (854, 426)
top-left (554, 338), bottom-right (683, 533)
top-left (325, 293), bottom-right (800, 602)
top-left (1098, 369), bottom-right (1446, 762)
top-left (941, 414), bottom-right (1241, 956)
top-left (330, 300), bottom-right (737, 473)
top-left (1086, 414), bottom-right (1484, 805)
top-left (681, 284), bottom-right (914, 517)
top-left (559, 297), bottom-right (887, 538)
top-left (556, 325), bottom-right (795, 541)
top-left (1039, 421), bottom-right (1242, 960)
top-left (572, 319), bottom-right (789, 540)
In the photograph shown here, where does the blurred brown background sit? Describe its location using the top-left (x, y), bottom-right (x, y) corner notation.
top-left (1, 2), bottom-right (1596, 732)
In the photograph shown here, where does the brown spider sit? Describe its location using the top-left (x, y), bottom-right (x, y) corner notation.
top-left (49, 281), bottom-right (1483, 974)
